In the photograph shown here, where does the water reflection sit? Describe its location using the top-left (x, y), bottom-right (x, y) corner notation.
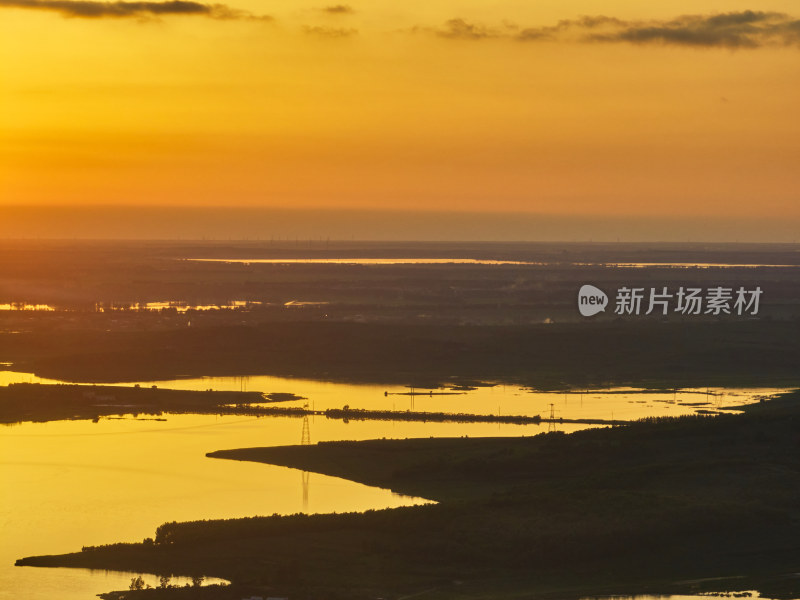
top-left (0, 371), bottom-right (790, 599)
top-left (301, 406), bottom-right (311, 511)
top-left (187, 258), bottom-right (799, 268)
top-left (0, 414), bottom-right (432, 600)
top-left (1, 371), bottom-right (782, 427)
top-left (6, 568), bottom-right (227, 600)
top-left (585, 594), bottom-right (772, 600)
top-left (189, 258), bottom-right (536, 265)
top-left (101, 300), bottom-right (264, 312)
top-left (0, 303), bottom-right (55, 311)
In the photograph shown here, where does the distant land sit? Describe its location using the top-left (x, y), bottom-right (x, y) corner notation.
top-left (2, 205), bottom-right (800, 242)
top-left (2, 239), bottom-right (799, 388)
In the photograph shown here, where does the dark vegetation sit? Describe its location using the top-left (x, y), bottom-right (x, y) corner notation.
top-left (99, 584), bottom-right (236, 600)
top-left (0, 383), bottom-right (266, 424)
top-left (3, 319), bottom-right (800, 389)
top-left (2, 240), bottom-right (799, 388)
top-left (5, 241), bottom-right (800, 599)
top-left (1, 240), bottom-right (799, 316)
top-left (18, 391), bottom-right (800, 600)
top-left (263, 392), bottom-right (306, 403)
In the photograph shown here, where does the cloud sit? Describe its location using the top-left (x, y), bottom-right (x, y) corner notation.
top-left (428, 16), bottom-right (628, 42)
top-left (427, 18), bottom-right (526, 40)
top-left (321, 4), bottom-right (353, 15)
top-left (436, 18), bottom-right (500, 40)
top-left (426, 11), bottom-right (800, 49)
top-left (0, 0), bottom-right (272, 20)
top-left (516, 15), bottom-right (627, 40)
top-left (302, 25), bottom-right (357, 37)
top-left (588, 11), bottom-right (800, 48)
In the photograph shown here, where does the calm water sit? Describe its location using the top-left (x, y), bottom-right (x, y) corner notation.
top-left (0, 303), bottom-right (55, 311)
top-left (0, 371), bottom-right (790, 599)
top-left (188, 258), bottom-right (799, 268)
top-left (1, 370), bottom-right (782, 426)
top-left (188, 258), bottom-right (535, 265)
top-left (1, 413), bottom-right (435, 599)
top-left (129, 300), bottom-right (262, 312)
top-left (586, 595), bottom-right (776, 600)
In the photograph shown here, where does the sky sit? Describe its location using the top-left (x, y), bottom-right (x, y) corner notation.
top-left (1, 1), bottom-right (799, 239)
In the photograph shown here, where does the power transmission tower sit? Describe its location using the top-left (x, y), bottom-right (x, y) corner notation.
top-left (301, 415), bottom-right (311, 446)
top-left (301, 403), bottom-right (311, 510)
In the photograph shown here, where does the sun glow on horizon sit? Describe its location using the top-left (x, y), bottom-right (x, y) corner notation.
top-left (2, 1), bottom-right (799, 233)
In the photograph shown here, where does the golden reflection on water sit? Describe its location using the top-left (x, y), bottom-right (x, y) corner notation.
top-left (0, 371), bottom-right (789, 599)
top-left (187, 258), bottom-right (799, 268)
top-left (0, 413), bottom-right (434, 600)
top-left (0, 303), bottom-right (55, 311)
top-left (1, 371), bottom-right (780, 424)
top-left (188, 258), bottom-right (535, 265)
top-left (586, 595), bottom-right (774, 600)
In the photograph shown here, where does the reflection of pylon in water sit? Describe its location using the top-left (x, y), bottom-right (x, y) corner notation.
top-left (301, 403), bottom-right (311, 511)
top-left (548, 403), bottom-right (557, 433)
top-left (301, 471), bottom-right (310, 511)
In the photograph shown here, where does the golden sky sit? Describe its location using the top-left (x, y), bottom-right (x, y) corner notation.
top-left (1, 0), bottom-right (799, 224)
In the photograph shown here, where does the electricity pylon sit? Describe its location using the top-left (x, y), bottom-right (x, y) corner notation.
top-left (301, 403), bottom-right (311, 511)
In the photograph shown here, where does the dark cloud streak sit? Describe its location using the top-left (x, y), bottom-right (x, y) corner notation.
top-left (0, 0), bottom-right (272, 20)
top-left (436, 18), bottom-right (500, 40)
top-left (589, 11), bottom-right (800, 48)
top-left (429, 11), bottom-right (800, 49)
top-left (303, 25), bottom-right (357, 37)
top-left (321, 4), bottom-right (353, 15)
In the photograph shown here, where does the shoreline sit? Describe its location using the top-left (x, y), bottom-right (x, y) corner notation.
top-left (16, 391), bottom-right (800, 599)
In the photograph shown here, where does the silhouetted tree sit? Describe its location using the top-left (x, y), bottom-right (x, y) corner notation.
top-left (129, 576), bottom-right (145, 590)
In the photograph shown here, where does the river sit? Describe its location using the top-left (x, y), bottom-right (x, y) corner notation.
top-left (0, 371), bottom-right (791, 599)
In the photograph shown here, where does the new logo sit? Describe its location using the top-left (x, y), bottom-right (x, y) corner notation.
top-left (578, 284), bottom-right (608, 317)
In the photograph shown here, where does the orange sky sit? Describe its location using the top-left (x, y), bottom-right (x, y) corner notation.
top-left (1, 1), bottom-right (799, 230)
